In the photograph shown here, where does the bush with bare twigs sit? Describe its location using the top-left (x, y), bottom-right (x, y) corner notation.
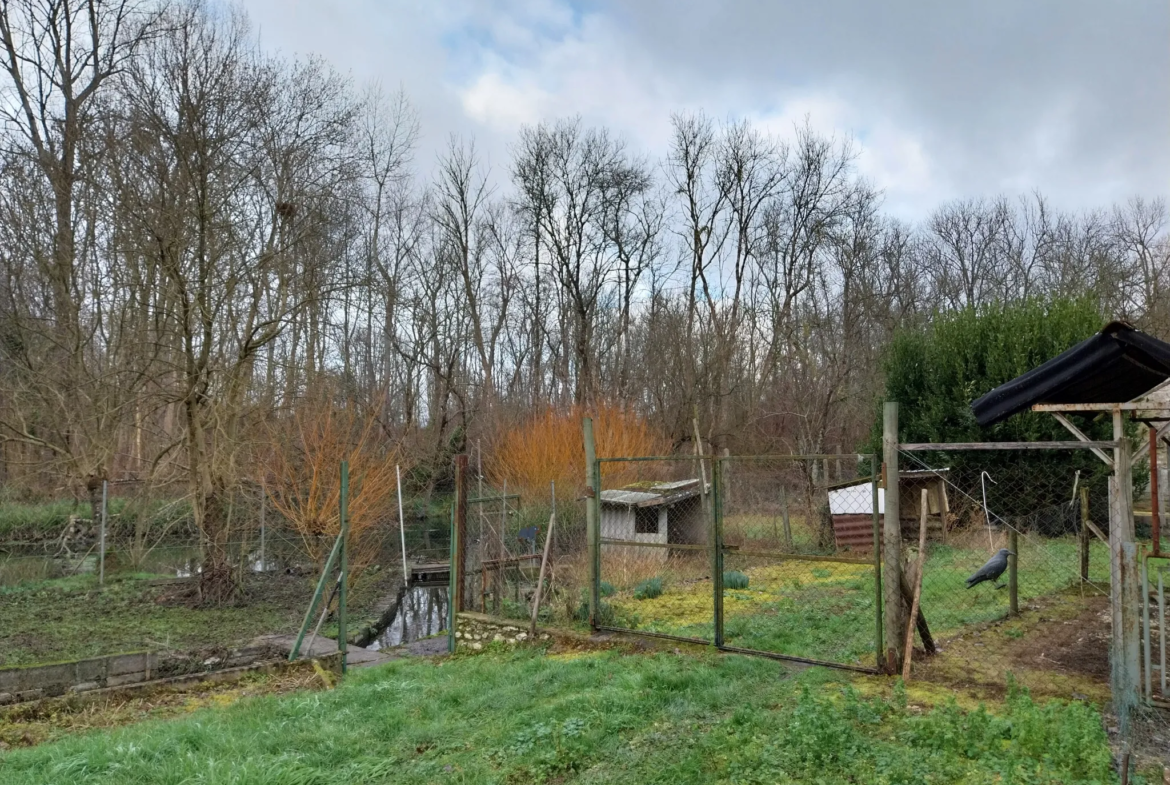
top-left (265, 397), bottom-right (406, 585)
top-left (490, 404), bottom-right (671, 497)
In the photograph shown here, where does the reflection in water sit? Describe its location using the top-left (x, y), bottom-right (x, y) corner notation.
top-left (369, 585), bottom-right (448, 650)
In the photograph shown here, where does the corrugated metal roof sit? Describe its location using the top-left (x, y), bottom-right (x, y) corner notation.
top-left (972, 321), bottom-right (1170, 427)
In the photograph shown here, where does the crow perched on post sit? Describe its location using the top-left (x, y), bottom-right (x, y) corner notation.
top-left (965, 548), bottom-right (1014, 589)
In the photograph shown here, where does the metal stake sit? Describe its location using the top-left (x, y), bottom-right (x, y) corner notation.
top-left (99, 480), bottom-right (108, 586)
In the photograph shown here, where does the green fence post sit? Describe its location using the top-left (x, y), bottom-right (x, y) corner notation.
top-left (289, 533), bottom-right (344, 661)
top-left (1008, 528), bottom-right (1018, 616)
top-left (713, 456), bottom-right (725, 648)
top-left (584, 418), bottom-right (599, 628)
top-left (339, 460), bottom-right (349, 675)
top-left (871, 456), bottom-right (884, 669)
top-left (448, 503), bottom-right (457, 653)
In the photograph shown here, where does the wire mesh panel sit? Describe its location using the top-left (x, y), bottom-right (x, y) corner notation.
top-left (720, 456), bottom-right (882, 671)
top-left (896, 447), bottom-right (1113, 703)
top-left (596, 457), bottom-right (714, 642)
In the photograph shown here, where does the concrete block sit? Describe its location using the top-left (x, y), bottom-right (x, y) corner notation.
top-left (0, 692), bottom-right (13, 705)
top-left (14, 689), bottom-right (43, 702)
top-left (106, 672), bottom-right (147, 688)
top-left (108, 653), bottom-right (149, 677)
top-left (73, 657), bottom-right (108, 684)
top-left (69, 681), bottom-right (100, 693)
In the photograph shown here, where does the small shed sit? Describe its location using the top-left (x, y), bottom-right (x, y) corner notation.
top-left (600, 479), bottom-right (707, 560)
top-left (829, 469), bottom-right (950, 551)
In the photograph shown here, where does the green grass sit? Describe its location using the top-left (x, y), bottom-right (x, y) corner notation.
top-left (606, 536), bottom-right (1112, 667)
top-left (0, 573), bottom-right (309, 666)
top-left (0, 648), bottom-right (1124, 784)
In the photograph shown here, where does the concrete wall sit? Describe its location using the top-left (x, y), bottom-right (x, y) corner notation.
top-left (0, 645), bottom-right (283, 705)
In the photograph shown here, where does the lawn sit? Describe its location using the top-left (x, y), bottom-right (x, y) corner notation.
top-left (0, 646), bottom-right (1124, 784)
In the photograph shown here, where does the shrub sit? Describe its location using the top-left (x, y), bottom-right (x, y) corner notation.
top-left (633, 577), bottom-right (663, 600)
top-left (599, 580), bottom-right (616, 598)
top-left (723, 570), bottom-right (749, 590)
top-left (490, 404), bottom-right (671, 497)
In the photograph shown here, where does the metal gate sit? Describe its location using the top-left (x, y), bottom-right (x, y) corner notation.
top-left (592, 454), bottom-right (883, 673)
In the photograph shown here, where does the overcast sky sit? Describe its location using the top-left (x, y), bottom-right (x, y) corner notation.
top-left (241, 0), bottom-right (1168, 220)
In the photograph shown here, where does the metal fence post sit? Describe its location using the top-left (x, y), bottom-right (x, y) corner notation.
top-left (99, 480), bottom-right (108, 586)
top-left (712, 455), bottom-right (725, 648)
top-left (882, 402), bottom-right (905, 674)
top-left (259, 482), bottom-right (266, 573)
top-left (454, 454), bottom-right (468, 612)
top-left (1008, 528), bottom-right (1018, 615)
top-left (1079, 486), bottom-right (1090, 582)
top-left (339, 460), bottom-right (349, 675)
top-left (448, 503), bottom-right (458, 653)
top-left (583, 418), bottom-right (599, 628)
top-left (871, 457), bottom-right (883, 667)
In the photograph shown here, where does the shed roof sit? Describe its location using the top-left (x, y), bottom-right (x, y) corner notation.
top-left (971, 322), bottom-right (1170, 427)
top-left (600, 478), bottom-right (703, 508)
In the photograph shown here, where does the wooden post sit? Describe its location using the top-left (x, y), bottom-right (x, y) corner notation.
top-left (584, 418), bottom-right (599, 627)
top-left (1080, 486), bottom-right (1090, 582)
top-left (883, 402), bottom-right (905, 674)
top-left (902, 489), bottom-right (929, 679)
top-left (1153, 426), bottom-right (1161, 557)
top-left (530, 482), bottom-right (556, 636)
top-left (1008, 528), bottom-right (1019, 615)
top-left (1111, 408), bottom-right (1140, 735)
top-left (454, 454), bottom-right (468, 613)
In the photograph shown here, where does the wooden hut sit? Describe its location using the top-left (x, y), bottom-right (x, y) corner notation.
top-left (600, 479), bottom-right (707, 561)
top-left (829, 469), bottom-right (950, 551)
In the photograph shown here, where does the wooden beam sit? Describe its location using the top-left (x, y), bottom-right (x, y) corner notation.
top-left (1050, 413), bottom-right (1114, 467)
top-left (1032, 403), bottom-right (1170, 412)
top-left (901, 441), bottom-right (1117, 451)
top-left (1133, 421), bottom-right (1170, 462)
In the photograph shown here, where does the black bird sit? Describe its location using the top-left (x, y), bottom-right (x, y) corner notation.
top-left (965, 548), bottom-right (1014, 589)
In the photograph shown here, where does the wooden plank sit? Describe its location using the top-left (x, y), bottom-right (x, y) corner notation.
top-left (1033, 403), bottom-right (1170, 412)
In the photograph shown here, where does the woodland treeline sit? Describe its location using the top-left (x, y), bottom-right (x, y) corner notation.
top-left (0, 2), bottom-right (1167, 595)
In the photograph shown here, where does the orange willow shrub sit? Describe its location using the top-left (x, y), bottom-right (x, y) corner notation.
top-left (490, 404), bottom-right (672, 496)
top-left (265, 399), bottom-right (406, 585)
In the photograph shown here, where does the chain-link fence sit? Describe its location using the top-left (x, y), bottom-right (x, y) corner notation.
top-left (0, 475), bottom-right (464, 668)
top-left (584, 454), bottom-right (883, 671)
top-left (456, 475), bottom-right (585, 627)
top-left (894, 447), bottom-right (1111, 702)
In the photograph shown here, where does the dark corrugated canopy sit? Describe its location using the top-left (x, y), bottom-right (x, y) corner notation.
top-left (971, 322), bottom-right (1170, 427)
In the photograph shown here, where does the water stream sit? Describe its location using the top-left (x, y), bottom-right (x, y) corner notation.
top-left (367, 584), bottom-right (449, 650)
